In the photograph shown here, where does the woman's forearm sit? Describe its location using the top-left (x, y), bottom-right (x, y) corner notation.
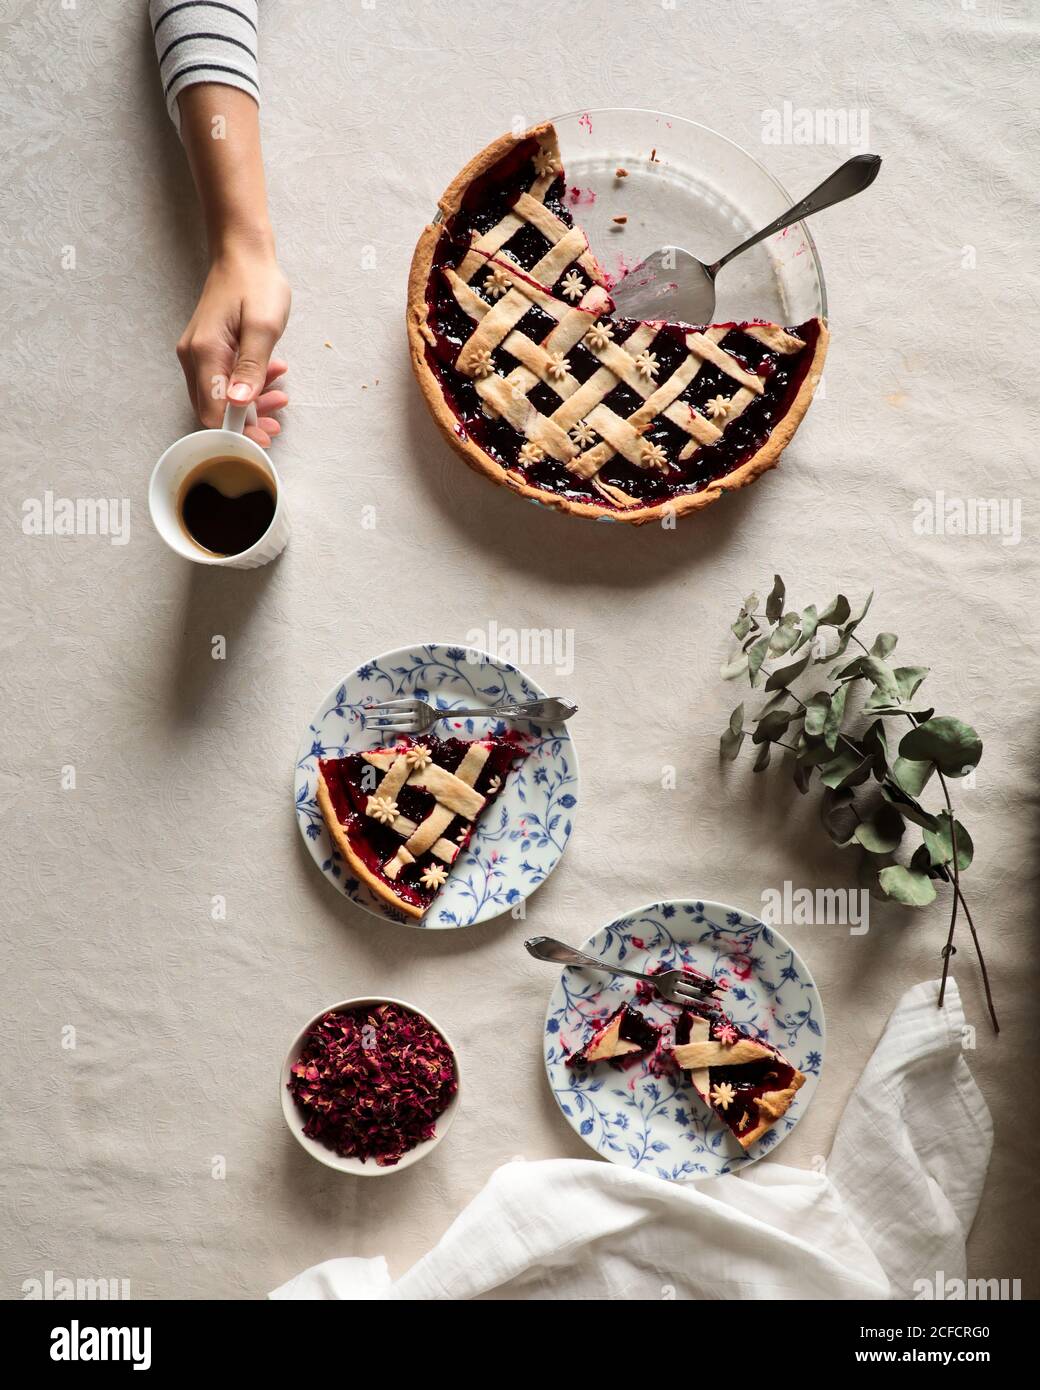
top-left (178, 84), bottom-right (274, 257)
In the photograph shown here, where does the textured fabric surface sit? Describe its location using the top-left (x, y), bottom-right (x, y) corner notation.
top-left (271, 981), bottom-right (991, 1300)
top-left (1, 0), bottom-right (1037, 1300)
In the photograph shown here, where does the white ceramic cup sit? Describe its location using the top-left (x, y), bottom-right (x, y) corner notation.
top-left (148, 402), bottom-right (289, 568)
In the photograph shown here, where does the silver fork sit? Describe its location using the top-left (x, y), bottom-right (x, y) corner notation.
top-left (362, 696), bottom-right (577, 736)
top-left (524, 936), bottom-right (721, 1007)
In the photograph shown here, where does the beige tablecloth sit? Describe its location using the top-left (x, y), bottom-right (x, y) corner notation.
top-left (2, 0), bottom-right (1037, 1299)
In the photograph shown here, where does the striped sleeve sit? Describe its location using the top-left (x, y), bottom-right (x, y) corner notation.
top-left (149, 0), bottom-right (260, 132)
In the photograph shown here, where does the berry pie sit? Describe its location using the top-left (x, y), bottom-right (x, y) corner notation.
top-left (408, 121), bottom-right (828, 524)
top-left (316, 734), bottom-right (528, 920)
top-left (673, 1006), bottom-right (806, 1148)
top-left (568, 1004), bottom-right (662, 1067)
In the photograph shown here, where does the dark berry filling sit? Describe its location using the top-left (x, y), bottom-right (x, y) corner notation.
top-left (568, 1003), bottom-right (662, 1068)
top-left (319, 734), bottom-right (527, 911)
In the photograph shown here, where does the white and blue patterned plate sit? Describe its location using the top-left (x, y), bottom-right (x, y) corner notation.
top-left (544, 900), bottom-right (824, 1180)
top-left (294, 642), bottom-right (579, 929)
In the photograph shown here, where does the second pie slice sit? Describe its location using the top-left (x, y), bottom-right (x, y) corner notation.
top-left (317, 734), bottom-right (528, 920)
top-left (672, 1007), bottom-right (806, 1148)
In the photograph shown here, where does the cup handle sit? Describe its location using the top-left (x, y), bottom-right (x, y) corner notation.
top-left (221, 401), bottom-right (258, 434)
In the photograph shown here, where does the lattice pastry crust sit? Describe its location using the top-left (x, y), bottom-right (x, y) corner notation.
top-left (408, 122), bottom-right (828, 525)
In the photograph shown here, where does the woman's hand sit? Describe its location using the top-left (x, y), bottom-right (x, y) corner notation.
top-left (177, 240), bottom-right (291, 448)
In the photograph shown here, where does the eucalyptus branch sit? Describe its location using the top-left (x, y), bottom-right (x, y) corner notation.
top-left (720, 576), bottom-right (995, 1030)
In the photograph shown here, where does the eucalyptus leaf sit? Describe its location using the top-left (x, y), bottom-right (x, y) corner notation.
top-left (742, 592), bottom-right (760, 614)
top-left (823, 681), bottom-right (848, 750)
top-left (765, 651), bottom-right (811, 690)
top-left (756, 690), bottom-right (795, 719)
top-left (892, 756), bottom-right (934, 798)
top-left (818, 594), bottom-right (851, 626)
top-left (819, 745), bottom-right (871, 789)
top-left (767, 614), bottom-right (801, 657)
top-left (878, 864), bottom-right (937, 906)
top-left (794, 605), bottom-right (819, 653)
top-left (731, 613), bottom-right (752, 640)
top-left (720, 703), bottom-right (746, 759)
top-left (752, 741), bottom-right (772, 772)
top-left (843, 589), bottom-right (874, 639)
top-left (899, 717), bottom-right (982, 777)
top-left (923, 811), bottom-right (974, 871)
top-left (820, 787), bottom-right (859, 845)
top-left (803, 691), bottom-right (831, 738)
top-left (870, 632), bottom-right (898, 658)
top-left (853, 802), bottom-right (905, 854)
top-left (910, 844), bottom-right (936, 876)
top-left (765, 574), bottom-right (785, 624)
top-left (753, 708), bottom-right (794, 744)
top-left (747, 635), bottom-right (771, 686)
top-left (799, 740), bottom-right (835, 768)
top-left (880, 782), bottom-right (940, 831)
top-left (720, 653), bottom-right (749, 681)
top-left (894, 667), bottom-right (929, 703)
top-left (861, 719), bottom-right (890, 779)
top-left (859, 658), bottom-right (900, 700)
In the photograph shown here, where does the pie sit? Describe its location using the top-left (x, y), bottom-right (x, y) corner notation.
top-left (408, 121), bottom-right (828, 525)
top-left (568, 1004), bottom-right (662, 1067)
top-left (673, 1006), bottom-right (805, 1148)
top-left (316, 734), bottom-right (527, 919)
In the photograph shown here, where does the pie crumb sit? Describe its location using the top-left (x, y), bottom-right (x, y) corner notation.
top-left (323, 340), bottom-right (333, 348)
top-left (649, 148), bottom-right (660, 163)
top-left (615, 166), bottom-right (628, 178)
top-left (612, 214), bottom-right (628, 225)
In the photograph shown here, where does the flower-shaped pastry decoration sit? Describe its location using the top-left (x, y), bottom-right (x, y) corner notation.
top-left (545, 351), bottom-right (571, 382)
top-left (709, 1081), bottom-right (736, 1112)
top-left (586, 321), bottom-right (614, 350)
top-left (560, 269), bottom-right (586, 302)
top-left (533, 148), bottom-right (561, 178)
top-left (470, 347), bottom-right (495, 379)
top-left (366, 795), bottom-right (399, 825)
top-left (634, 350), bottom-right (660, 380)
top-left (570, 420), bottom-right (597, 447)
top-left (519, 440), bottom-right (546, 466)
top-left (420, 863), bottom-right (449, 890)
top-left (484, 265), bottom-right (513, 299)
top-left (639, 441), bottom-right (669, 472)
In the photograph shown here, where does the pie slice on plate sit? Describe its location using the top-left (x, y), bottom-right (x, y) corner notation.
top-left (408, 121), bottom-right (828, 524)
top-left (316, 734), bottom-right (528, 920)
top-left (673, 1007), bottom-right (806, 1148)
top-left (568, 1003), bottom-right (662, 1067)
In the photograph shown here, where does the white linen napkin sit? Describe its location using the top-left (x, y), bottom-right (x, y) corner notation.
top-left (270, 978), bottom-right (992, 1300)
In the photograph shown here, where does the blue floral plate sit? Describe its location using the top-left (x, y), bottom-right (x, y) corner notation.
top-left (544, 900), bottom-right (824, 1180)
top-left (294, 642), bottom-right (579, 929)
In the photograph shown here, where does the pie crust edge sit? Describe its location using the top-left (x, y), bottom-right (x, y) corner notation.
top-left (406, 122), bottom-right (830, 526)
top-left (316, 768), bottom-right (426, 920)
top-left (738, 1072), bottom-right (807, 1148)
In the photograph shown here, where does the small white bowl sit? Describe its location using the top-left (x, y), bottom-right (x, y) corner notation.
top-left (280, 996), bottom-right (461, 1175)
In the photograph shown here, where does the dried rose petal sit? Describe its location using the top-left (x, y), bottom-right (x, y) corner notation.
top-left (288, 1003), bottom-right (457, 1166)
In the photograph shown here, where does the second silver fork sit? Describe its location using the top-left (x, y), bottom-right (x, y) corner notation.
top-left (362, 696), bottom-right (577, 736)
